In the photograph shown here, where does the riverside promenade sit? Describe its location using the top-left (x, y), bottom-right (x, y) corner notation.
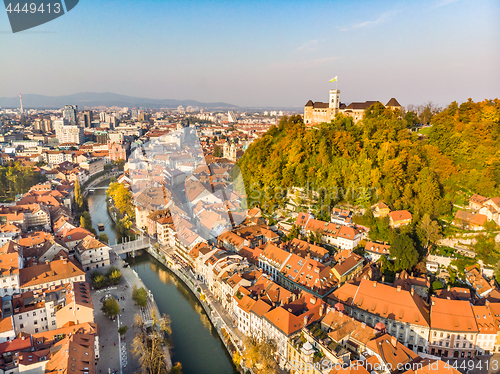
top-left (144, 244), bottom-right (255, 374)
top-left (90, 251), bottom-right (171, 374)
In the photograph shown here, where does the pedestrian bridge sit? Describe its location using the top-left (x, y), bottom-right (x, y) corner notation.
top-left (111, 236), bottom-right (152, 255)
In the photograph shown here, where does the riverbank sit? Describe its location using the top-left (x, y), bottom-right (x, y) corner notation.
top-left (90, 253), bottom-right (172, 374)
top-left (143, 245), bottom-right (253, 374)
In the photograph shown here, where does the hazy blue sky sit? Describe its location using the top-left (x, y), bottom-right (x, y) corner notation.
top-left (0, 0), bottom-right (499, 107)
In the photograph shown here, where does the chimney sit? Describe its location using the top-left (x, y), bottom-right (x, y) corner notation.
top-left (432, 300), bottom-right (435, 306)
top-left (447, 285), bottom-right (451, 292)
top-left (396, 286), bottom-right (401, 292)
top-left (396, 273), bottom-right (400, 279)
top-left (45, 260), bottom-right (49, 265)
top-left (288, 308), bottom-right (293, 313)
top-left (381, 275), bottom-right (385, 283)
top-left (320, 303), bottom-right (325, 317)
top-left (373, 282), bottom-right (377, 288)
top-left (361, 322), bottom-right (366, 329)
top-left (411, 287), bottom-right (414, 296)
top-left (391, 336), bottom-right (398, 347)
top-left (303, 315), bottom-right (308, 326)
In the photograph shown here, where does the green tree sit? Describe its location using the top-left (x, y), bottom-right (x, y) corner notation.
top-left (79, 211), bottom-right (96, 235)
top-left (213, 145), bottom-right (223, 157)
top-left (132, 285), bottom-right (148, 307)
top-left (118, 326), bottom-right (129, 336)
top-left (101, 297), bottom-right (120, 319)
top-left (390, 233), bottom-right (419, 272)
top-left (98, 233), bottom-right (109, 244)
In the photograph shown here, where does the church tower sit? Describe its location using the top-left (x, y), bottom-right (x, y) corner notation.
top-left (329, 89), bottom-right (340, 110)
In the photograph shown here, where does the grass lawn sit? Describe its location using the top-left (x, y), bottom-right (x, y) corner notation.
top-left (418, 127), bottom-right (432, 135)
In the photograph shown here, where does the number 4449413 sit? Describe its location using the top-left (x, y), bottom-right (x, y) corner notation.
top-left (5, 3), bottom-right (62, 14)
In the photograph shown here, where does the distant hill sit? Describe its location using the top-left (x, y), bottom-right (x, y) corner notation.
top-left (0, 92), bottom-right (239, 109)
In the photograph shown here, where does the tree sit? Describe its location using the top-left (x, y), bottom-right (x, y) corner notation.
top-left (241, 336), bottom-right (278, 374)
top-left (91, 271), bottom-right (108, 289)
top-left (79, 211), bottom-right (96, 235)
top-left (390, 233), bottom-right (419, 272)
top-left (101, 297), bottom-right (120, 319)
top-left (213, 145), bottom-right (223, 157)
top-left (131, 313), bottom-right (172, 374)
top-left (132, 285), bottom-right (148, 307)
top-left (286, 225), bottom-right (301, 241)
top-left (113, 159), bottom-right (126, 171)
top-left (107, 267), bottom-right (123, 285)
top-left (74, 180), bottom-right (84, 212)
top-left (417, 214), bottom-right (441, 250)
top-left (118, 326), bottom-right (129, 336)
top-left (98, 233), bottom-right (109, 244)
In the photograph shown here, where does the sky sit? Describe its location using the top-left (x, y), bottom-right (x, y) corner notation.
top-left (0, 0), bottom-right (499, 108)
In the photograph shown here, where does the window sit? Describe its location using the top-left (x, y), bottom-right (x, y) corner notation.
top-left (35, 328), bottom-right (38, 333)
top-left (19, 315), bottom-right (22, 320)
top-left (20, 323), bottom-right (24, 328)
top-left (52, 320), bottom-right (56, 326)
top-left (33, 312), bottom-right (36, 316)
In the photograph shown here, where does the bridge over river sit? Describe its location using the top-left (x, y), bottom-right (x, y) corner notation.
top-left (110, 236), bottom-right (153, 255)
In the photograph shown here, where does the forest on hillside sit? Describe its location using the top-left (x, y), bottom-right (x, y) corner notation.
top-left (238, 99), bottom-right (500, 222)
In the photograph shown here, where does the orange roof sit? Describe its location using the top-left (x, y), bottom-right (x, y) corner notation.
top-left (18, 231), bottom-right (54, 247)
top-left (263, 294), bottom-right (324, 336)
top-left (389, 210), bottom-right (412, 222)
top-left (0, 252), bottom-right (20, 276)
top-left (259, 242), bottom-right (291, 267)
top-left (472, 305), bottom-right (497, 334)
top-left (430, 297), bottom-right (478, 332)
top-left (366, 334), bottom-right (418, 369)
top-left (0, 316), bottom-right (13, 333)
top-left (351, 280), bottom-right (430, 327)
top-left (19, 259), bottom-right (85, 288)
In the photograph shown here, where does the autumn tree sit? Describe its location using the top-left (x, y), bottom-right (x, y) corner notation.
top-left (131, 313), bottom-right (172, 374)
top-left (74, 180), bottom-right (85, 212)
top-left (107, 182), bottom-right (135, 218)
top-left (417, 214), bottom-right (441, 250)
top-left (242, 336), bottom-right (278, 374)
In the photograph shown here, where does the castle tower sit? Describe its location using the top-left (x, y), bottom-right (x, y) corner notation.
top-left (329, 89), bottom-right (340, 110)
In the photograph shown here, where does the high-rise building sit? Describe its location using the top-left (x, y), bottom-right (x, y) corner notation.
top-left (63, 105), bottom-right (78, 125)
top-left (227, 111), bottom-right (237, 123)
top-left (82, 110), bottom-right (93, 128)
top-left (56, 124), bottom-right (84, 145)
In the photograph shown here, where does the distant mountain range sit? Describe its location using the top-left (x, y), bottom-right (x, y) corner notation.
top-left (0, 92), bottom-right (239, 109)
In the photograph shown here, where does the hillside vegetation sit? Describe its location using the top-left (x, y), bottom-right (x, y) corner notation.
top-left (238, 99), bottom-right (500, 221)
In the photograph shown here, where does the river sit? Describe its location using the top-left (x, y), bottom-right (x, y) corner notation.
top-left (87, 180), bottom-right (238, 374)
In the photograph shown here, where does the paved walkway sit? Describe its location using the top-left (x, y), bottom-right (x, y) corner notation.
top-left (90, 252), bottom-right (168, 374)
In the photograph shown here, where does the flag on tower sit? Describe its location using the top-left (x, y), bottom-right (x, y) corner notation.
top-left (329, 76), bottom-right (338, 82)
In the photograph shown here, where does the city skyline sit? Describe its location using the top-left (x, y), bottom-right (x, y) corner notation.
top-left (0, 0), bottom-right (499, 108)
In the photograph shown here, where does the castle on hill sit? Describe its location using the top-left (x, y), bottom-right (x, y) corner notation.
top-left (304, 89), bottom-right (401, 125)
